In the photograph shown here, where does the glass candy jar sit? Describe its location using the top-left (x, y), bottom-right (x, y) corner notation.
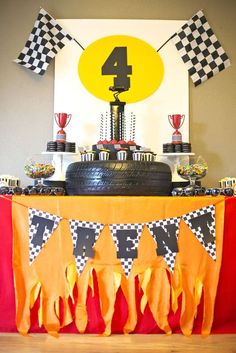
top-left (177, 155), bottom-right (208, 188)
top-left (24, 154), bottom-right (55, 186)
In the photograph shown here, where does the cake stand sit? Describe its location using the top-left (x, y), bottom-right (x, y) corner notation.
top-left (41, 152), bottom-right (80, 181)
top-left (157, 153), bottom-right (195, 183)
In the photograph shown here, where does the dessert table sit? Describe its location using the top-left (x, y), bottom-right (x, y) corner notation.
top-left (0, 195), bottom-right (236, 335)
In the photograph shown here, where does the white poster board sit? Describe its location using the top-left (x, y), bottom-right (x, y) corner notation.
top-left (54, 19), bottom-right (189, 154)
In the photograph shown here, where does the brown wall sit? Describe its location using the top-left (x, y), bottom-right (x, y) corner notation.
top-left (0, 0), bottom-right (235, 187)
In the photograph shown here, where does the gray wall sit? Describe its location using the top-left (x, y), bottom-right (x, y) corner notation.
top-left (0, 0), bottom-right (236, 187)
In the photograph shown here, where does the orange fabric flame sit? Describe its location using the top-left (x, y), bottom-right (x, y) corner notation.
top-left (12, 196), bottom-right (225, 336)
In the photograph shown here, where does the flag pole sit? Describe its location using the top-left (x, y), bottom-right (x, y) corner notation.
top-left (73, 38), bottom-right (85, 51)
top-left (156, 33), bottom-right (177, 52)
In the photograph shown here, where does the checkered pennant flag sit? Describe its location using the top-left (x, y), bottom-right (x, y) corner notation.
top-left (69, 220), bottom-right (104, 276)
top-left (147, 217), bottom-right (181, 272)
top-left (109, 223), bottom-right (143, 278)
top-left (172, 10), bottom-right (231, 86)
top-left (14, 8), bottom-right (73, 75)
top-left (182, 205), bottom-right (216, 261)
top-left (29, 208), bottom-right (61, 264)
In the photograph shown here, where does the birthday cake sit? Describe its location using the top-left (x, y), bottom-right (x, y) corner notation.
top-left (65, 89), bottom-right (172, 196)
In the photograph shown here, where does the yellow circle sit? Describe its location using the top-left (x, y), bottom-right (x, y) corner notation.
top-left (78, 35), bottom-right (164, 103)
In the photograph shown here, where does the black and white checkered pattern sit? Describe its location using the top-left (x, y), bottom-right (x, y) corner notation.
top-left (120, 258), bottom-right (134, 278)
top-left (69, 220), bottom-right (104, 276)
top-left (147, 217), bottom-right (181, 272)
top-left (163, 248), bottom-right (178, 274)
top-left (14, 8), bottom-right (73, 75)
top-left (172, 10), bottom-right (231, 86)
top-left (109, 223), bottom-right (143, 277)
top-left (28, 208), bottom-right (61, 265)
top-left (182, 205), bottom-right (216, 261)
top-left (74, 255), bottom-right (88, 276)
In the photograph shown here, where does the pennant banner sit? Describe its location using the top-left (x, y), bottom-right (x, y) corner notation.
top-left (182, 205), bottom-right (216, 261)
top-left (14, 8), bottom-right (73, 75)
top-left (172, 10), bottom-right (231, 86)
top-left (29, 207), bottom-right (61, 264)
top-left (28, 204), bottom-right (216, 272)
top-left (109, 223), bottom-right (143, 277)
top-left (69, 220), bottom-right (104, 275)
top-left (147, 217), bottom-right (181, 272)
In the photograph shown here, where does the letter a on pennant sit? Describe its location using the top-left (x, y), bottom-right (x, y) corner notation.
top-left (28, 208), bottom-right (62, 264)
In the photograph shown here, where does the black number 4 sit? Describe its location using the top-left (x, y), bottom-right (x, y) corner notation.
top-left (102, 47), bottom-right (132, 90)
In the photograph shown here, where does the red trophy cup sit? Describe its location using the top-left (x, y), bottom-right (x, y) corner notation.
top-left (168, 114), bottom-right (185, 144)
top-left (54, 113), bottom-right (72, 142)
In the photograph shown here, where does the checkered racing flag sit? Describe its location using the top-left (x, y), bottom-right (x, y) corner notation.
top-left (69, 220), bottom-right (104, 276)
top-left (29, 208), bottom-right (62, 265)
top-left (14, 8), bottom-right (73, 75)
top-left (147, 217), bottom-right (181, 273)
top-left (172, 10), bottom-right (231, 86)
top-left (182, 205), bottom-right (216, 261)
top-left (109, 223), bottom-right (143, 278)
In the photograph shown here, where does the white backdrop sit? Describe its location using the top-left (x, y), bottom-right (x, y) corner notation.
top-left (54, 19), bottom-right (189, 154)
